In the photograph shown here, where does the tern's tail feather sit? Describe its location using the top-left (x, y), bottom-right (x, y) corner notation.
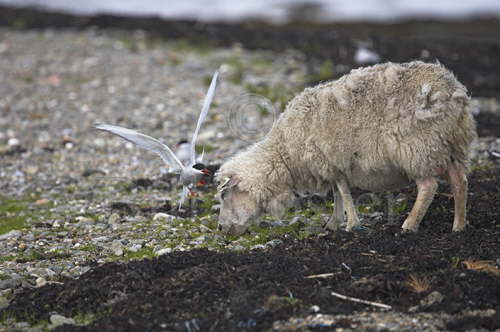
top-left (178, 185), bottom-right (189, 211)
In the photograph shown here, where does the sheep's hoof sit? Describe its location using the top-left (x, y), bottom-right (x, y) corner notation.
top-left (401, 226), bottom-right (418, 233)
top-left (452, 220), bottom-right (468, 232)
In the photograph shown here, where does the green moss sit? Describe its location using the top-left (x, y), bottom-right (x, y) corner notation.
top-left (0, 214), bottom-right (28, 235)
top-left (118, 36), bottom-right (135, 50)
top-left (0, 248), bottom-right (71, 264)
top-left (227, 219), bottom-right (310, 248)
top-left (470, 161), bottom-right (493, 173)
top-left (65, 184), bottom-right (77, 194)
top-left (392, 200), bottom-right (408, 214)
top-left (122, 247), bottom-right (156, 261)
top-left (0, 196), bottom-right (34, 235)
top-left (0, 197), bottom-right (28, 214)
top-left (13, 250), bottom-right (47, 263)
top-left (264, 294), bottom-right (301, 312)
top-left (0, 273), bottom-right (11, 280)
top-left (245, 83), bottom-right (302, 112)
top-left (79, 213), bottom-right (100, 222)
top-left (202, 75), bottom-right (212, 86)
top-left (0, 255), bottom-right (16, 264)
top-left (223, 57), bottom-right (245, 84)
top-left (169, 38), bottom-right (213, 55)
top-left (198, 191), bottom-right (219, 215)
top-left (195, 143), bottom-right (216, 155)
top-left (79, 244), bottom-right (99, 254)
top-left (12, 18), bottom-right (27, 30)
top-left (73, 312), bottom-right (98, 326)
top-left (309, 59), bottom-right (334, 82)
top-left (250, 57), bottom-right (273, 69)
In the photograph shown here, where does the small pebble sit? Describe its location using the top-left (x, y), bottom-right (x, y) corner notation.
top-left (109, 240), bottom-right (124, 256)
top-left (7, 137), bottom-right (19, 146)
top-left (35, 198), bottom-right (50, 206)
top-left (155, 248), bottom-right (172, 256)
top-left (108, 213), bottom-right (121, 224)
top-left (50, 314), bottom-right (75, 327)
top-left (35, 277), bottom-right (47, 288)
top-left (153, 213), bottom-right (174, 222)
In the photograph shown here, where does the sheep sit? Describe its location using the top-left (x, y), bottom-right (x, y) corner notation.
top-left (216, 61), bottom-right (477, 235)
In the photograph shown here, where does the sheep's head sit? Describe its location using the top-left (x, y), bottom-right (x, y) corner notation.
top-left (216, 176), bottom-right (263, 235)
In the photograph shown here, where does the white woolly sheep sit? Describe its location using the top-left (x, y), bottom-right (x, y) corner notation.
top-left (216, 61), bottom-right (477, 235)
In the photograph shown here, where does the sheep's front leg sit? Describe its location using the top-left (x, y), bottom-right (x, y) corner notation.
top-left (401, 177), bottom-right (438, 232)
top-left (447, 162), bottom-right (468, 231)
top-left (325, 185), bottom-right (344, 231)
top-left (336, 178), bottom-right (361, 231)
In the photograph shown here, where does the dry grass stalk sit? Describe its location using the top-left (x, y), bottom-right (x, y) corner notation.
top-left (463, 259), bottom-right (500, 276)
top-left (305, 272), bottom-right (340, 279)
top-left (405, 274), bottom-right (431, 293)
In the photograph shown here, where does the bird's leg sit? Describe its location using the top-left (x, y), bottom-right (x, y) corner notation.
top-left (187, 186), bottom-right (197, 213)
top-left (325, 185), bottom-right (344, 231)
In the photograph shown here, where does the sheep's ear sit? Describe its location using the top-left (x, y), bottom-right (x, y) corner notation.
top-left (217, 175), bottom-right (240, 195)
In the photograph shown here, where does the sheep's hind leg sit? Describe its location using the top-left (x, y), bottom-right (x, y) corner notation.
top-left (336, 178), bottom-right (361, 231)
top-left (401, 177), bottom-right (438, 232)
top-left (447, 162), bottom-right (468, 231)
top-left (325, 185), bottom-right (344, 231)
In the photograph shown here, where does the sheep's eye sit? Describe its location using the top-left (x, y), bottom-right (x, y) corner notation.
top-left (220, 189), bottom-right (227, 200)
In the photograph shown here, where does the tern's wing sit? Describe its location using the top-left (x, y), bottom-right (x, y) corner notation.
top-left (189, 69), bottom-right (219, 165)
top-left (95, 124), bottom-right (184, 171)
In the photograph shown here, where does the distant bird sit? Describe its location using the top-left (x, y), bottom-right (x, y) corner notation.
top-left (354, 43), bottom-right (380, 65)
top-left (95, 69), bottom-right (219, 209)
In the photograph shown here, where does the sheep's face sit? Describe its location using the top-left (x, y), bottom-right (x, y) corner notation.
top-left (217, 177), bottom-right (262, 235)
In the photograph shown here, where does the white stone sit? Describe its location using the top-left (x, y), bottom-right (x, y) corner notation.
top-left (0, 230), bottom-right (22, 240)
top-left (35, 277), bottom-right (47, 288)
top-left (76, 216), bottom-right (93, 223)
top-left (110, 240), bottom-right (124, 256)
top-left (155, 248), bottom-right (172, 256)
top-left (7, 137), bottom-right (19, 146)
top-left (153, 213), bottom-right (174, 222)
top-left (108, 213), bottom-right (121, 224)
top-left (128, 244), bottom-right (142, 253)
top-left (50, 314), bottom-right (75, 327)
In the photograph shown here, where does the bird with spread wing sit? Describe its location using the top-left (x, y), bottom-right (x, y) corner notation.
top-left (95, 69), bottom-right (219, 209)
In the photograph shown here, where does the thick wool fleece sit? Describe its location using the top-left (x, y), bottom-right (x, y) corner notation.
top-left (218, 61), bottom-right (477, 209)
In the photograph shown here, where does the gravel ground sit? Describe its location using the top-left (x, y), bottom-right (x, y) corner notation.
top-left (0, 28), bottom-right (499, 331)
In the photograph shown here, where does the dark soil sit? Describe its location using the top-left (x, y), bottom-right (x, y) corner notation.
top-left (1, 6), bottom-right (500, 98)
top-left (476, 112), bottom-right (500, 137)
top-left (3, 162), bottom-right (499, 331)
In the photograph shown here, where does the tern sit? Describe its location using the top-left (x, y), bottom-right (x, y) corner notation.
top-left (95, 69), bottom-right (219, 209)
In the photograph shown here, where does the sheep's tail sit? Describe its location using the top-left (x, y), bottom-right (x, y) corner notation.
top-left (449, 90), bottom-right (477, 169)
top-left (414, 82), bottom-right (476, 171)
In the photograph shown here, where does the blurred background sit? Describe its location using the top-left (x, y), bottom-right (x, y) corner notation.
top-left (2, 0), bottom-right (500, 22)
top-left (0, 0), bottom-right (499, 193)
